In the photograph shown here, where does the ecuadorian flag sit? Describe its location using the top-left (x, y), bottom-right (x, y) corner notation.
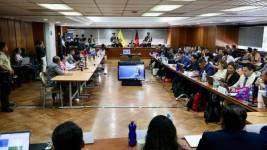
top-left (118, 30), bottom-right (127, 48)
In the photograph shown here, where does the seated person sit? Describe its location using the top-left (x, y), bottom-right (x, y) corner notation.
top-left (14, 48), bottom-right (23, 65)
top-left (197, 104), bottom-right (266, 150)
top-left (67, 50), bottom-right (77, 64)
top-left (230, 63), bottom-right (257, 88)
top-left (60, 55), bottom-right (76, 71)
top-left (47, 56), bottom-right (64, 87)
top-left (212, 60), bottom-right (227, 80)
top-left (242, 47), bottom-right (253, 61)
top-left (52, 121), bottom-right (84, 150)
top-left (231, 45), bottom-right (239, 58)
top-left (213, 48), bottom-right (223, 64)
top-left (258, 56), bottom-right (267, 73)
top-left (143, 115), bottom-right (178, 150)
top-left (198, 58), bottom-right (216, 77)
top-left (260, 126), bottom-right (267, 144)
top-left (255, 71), bottom-right (267, 94)
top-left (222, 50), bottom-right (235, 64)
top-left (220, 62), bottom-right (240, 87)
top-left (251, 48), bottom-right (262, 65)
top-left (187, 54), bottom-right (199, 71)
top-left (176, 50), bottom-right (191, 68)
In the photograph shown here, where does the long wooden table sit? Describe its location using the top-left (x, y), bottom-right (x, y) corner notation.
top-left (150, 54), bottom-right (267, 112)
top-left (30, 137), bottom-right (195, 150)
top-left (51, 54), bottom-right (105, 108)
top-left (247, 112), bottom-right (267, 124)
top-left (106, 47), bottom-right (156, 59)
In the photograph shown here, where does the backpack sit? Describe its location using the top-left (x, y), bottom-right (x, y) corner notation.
top-left (204, 94), bottom-right (221, 123)
top-left (192, 92), bottom-right (206, 112)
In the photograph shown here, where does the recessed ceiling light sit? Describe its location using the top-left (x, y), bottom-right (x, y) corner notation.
top-left (222, 6), bottom-right (260, 12)
top-left (43, 18), bottom-right (48, 21)
top-left (38, 4), bottom-right (73, 10)
top-left (150, 5), bottom-right (182, 11)
top-left (142, 13), bottom-right (163, 16)
top-left (59, 12), bottom-right (82, 16)
top-left (55, 21), bottom-right (61, 24)
top-left (199, 13), bottom-right (223, 17)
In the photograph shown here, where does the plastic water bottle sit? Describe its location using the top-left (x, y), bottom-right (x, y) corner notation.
top-left (176, 63), bottom-right (180, 71)
top-left (128, 121), bottom-right (137, 147)
top-left (166, 112), bottom-right (173, 121)
top-left (202, 71), bottom-right (207, 82)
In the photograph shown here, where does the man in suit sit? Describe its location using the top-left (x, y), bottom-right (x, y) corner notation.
top-left (230, 63), bottom-right (257, 88)
top-left (144, 32), bottom-right (152, 47)
top-left (197, 104), bottom-right (266, 150)
top-left (0, 42), bottom-right (14, 112)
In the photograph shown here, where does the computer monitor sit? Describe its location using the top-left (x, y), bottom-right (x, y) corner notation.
top-left (0, 131), bottom-right (30, 150)
top-left (118, 62), bottom-right (145, 81)
top-left (122, 49), bottom-right (131, 55)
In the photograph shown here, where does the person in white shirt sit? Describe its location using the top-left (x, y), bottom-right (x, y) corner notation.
top-left (231, 63), bottom-right (257, 88)
top-left (212, 60), bottom-right (227, 80)
top-left (222, 50), bottom-right (235, 64)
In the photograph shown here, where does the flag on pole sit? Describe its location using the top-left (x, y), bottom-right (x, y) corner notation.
top-left (118, 30), bottom-right (127, 48)
top-left (135, 30), bottom-right (139, 47)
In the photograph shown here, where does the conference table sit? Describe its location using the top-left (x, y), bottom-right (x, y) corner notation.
top-left (247, 112), bottom-right (267, 124)
top-left (150, 54), bottom-right (267, 112)
top-left (51, 54), bottom-right (105, 108)
top-left (30, 137), bottom-right (195, 150)
top-left (106, 47), bottom-right (156, 59)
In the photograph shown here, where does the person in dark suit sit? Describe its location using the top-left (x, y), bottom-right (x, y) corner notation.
top-left (221, 62), bottom-right (240, 87)
top-left (197, 104), bottom-right (266, 150)
top-left (198, 58), bottom-right (215, 77)
top-left (260, 126), bottom-right (267, 144)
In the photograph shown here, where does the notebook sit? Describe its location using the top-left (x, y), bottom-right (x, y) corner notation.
top-left (184, 134), bottom-right (202, 148)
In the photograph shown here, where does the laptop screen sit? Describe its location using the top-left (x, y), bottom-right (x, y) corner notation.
top-left (0, 132), bottom-right (30, 150)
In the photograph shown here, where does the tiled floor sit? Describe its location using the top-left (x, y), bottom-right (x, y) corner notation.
top-left (0, 59), bottom-right (220, 144)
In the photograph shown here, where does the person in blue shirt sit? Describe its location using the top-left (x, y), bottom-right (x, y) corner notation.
top-left (198, 58), bottom-right (215, 77)
top-left (177, 50), bottom-right (191, 68)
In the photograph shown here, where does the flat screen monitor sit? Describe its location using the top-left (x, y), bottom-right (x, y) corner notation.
top-left (122, 49), bottom-right (131, 55)
top-left (0, 131), bottom-right (30, 150)
top-left (118, 63), bottom-right (145, 81)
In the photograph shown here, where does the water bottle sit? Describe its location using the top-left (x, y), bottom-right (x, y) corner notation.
top-left (166, 112), bottom-right (173, 121)
top-left (202, 71), bottom-right (207, 82)
top-left (176, 63), bottom-right (180, 71)
top-left (128, 121), bottom-right (137, 147)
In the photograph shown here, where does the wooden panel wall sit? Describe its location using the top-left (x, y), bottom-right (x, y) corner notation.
top-left (216, 25), bottom-right (239, 47)
top-left (169, 25), bottom-right (239, 51)
top-left (0, 18), bottom-right (41, 55)
top-left (32, 22), bottom-right (44, 45)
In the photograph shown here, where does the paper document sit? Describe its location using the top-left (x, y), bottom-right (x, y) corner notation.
top-left (83, 132), bottom-right (94, 144)
top-left (184, 134), bottom-right (202, 148)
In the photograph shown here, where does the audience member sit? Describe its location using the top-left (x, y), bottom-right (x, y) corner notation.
top-left (212, 60), bottom-right (227, 80)
top-left (221, 62), bottom-right (240, 87)
top-left (197, 104), bottom-right (266, 150)
top-left (242, 47), bottom-right (253, 61)
top-left (143, 115), bottom-right (178, 150)
top-left (14, 48), bottom-right (23, 65)
top-left (251, 48), bottom-right (261, 65)
top-left (231, 45), bottom-right (239, 58)
top-left (177, 50), bottom-right (191, 68)
top-left (198, 58), bottom-right (216, 76)
top-left (47, 56), bottom-right (64, 87)
top-left (231, 63), bottom-right (257, 88)
top-left (258, 56), bottom-right (267, 73)
top-left (222, 50), bottom-right (235, 63)
top-left (188, 54), bottom-right (199, 71)
top-left (0, 42), bottom-right (14, 112)
top-left (52, 121), bottom-right (84, 150)
top-left (260, 126), bottom-right (267, 145)
top-left (67, 50), bottom-right (77, 64)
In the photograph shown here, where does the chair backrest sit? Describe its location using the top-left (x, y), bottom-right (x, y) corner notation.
top-left (39, 72), bottom-right (47, 86)
top-left (120, 55), bottom-right (130, 61)
top-left (132, 55), bottom-right (141, 61)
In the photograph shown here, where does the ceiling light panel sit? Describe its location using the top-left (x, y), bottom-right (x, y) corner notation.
top-left (150, 5), bottom-right (182, 11)
top-left (38, 4), bottom-right (73, 10)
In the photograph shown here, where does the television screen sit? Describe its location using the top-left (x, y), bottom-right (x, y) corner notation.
top-left (118, 64), bottom-right (145, 81)
top-left (122, 49), bottom-right (131, 55)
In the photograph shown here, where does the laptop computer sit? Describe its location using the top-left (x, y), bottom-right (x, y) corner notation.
top-left (21, 57), bottom-right (30, 65)
top-left (0, 131), bottom-right (30, 150)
